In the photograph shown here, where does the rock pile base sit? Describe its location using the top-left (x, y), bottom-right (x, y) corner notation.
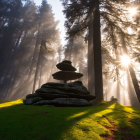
top-left (23, 81), bottom-right (95, 107)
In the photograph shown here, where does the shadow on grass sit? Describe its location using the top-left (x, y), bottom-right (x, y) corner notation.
top-left (0, 102), bottom-right (115, 140)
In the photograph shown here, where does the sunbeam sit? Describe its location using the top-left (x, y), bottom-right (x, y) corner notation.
top-left (120, 55), bottom-right (131, 68)
top-left (128, 7), bottom-right (137, 16)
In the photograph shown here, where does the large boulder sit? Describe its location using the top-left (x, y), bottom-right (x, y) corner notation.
top-left (24, 81), bottom-right (96, 106)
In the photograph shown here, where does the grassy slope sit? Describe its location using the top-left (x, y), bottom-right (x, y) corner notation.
top-left (0, 100), bottom-right (140, 140)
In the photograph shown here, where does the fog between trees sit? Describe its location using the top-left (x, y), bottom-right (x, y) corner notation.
top-left (0, 0), bottom-right (61, 101)
top-left (0, 0), bottom-right (140, 106)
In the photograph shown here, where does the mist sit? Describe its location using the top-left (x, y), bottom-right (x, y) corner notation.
top-left (0, 0), bottom-right (139, 109)
top-left (0, 0), bottom-right (61, 101)
top-left (64, 36), bottom-right (88, 87)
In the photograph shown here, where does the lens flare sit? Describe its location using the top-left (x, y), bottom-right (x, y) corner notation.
top-left (120, 55), bottom-right (131, 68)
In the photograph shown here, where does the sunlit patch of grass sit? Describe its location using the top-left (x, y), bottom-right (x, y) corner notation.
top-left (0, 99), bottom-right (22, 108)
top-left (0, 100), bottom-right (140, 140)
top-left (67, 111), bottom-right (89, 120)
top-left (63, 104), bottom-right (115, 140)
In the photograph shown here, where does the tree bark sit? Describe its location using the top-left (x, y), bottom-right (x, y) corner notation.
top-left (129, 66), bottom-right (140, 102)
top-left (119, 31), bottom-right (140, 102)
top-left (88, 12), bottom-right (95, 95)
top-left (92, 0), bottom-right (103, 101)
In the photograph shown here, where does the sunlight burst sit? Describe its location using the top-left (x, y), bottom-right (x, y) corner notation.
top-left (120, 55), bottom-right (131, 68)
top-left (128, 7), bottom-right (137, 16)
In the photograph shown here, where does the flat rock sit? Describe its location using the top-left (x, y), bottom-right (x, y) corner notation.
top-left (34, 98), bottom-right (91, 106)
top-left (52, 71), bottom-right (83, 81)
top-left (42, 82), bottom-right (65, 87)
top-left (37, 92), bottom-right (95, 100)
top-left (23, 97), bottom-right (42, 105)
top-left (56, 62), bottom-right (76, 71)
top-left (40, 85), bottom-right (89, 95)
top-left (41, 81), bottom-right (89, 95)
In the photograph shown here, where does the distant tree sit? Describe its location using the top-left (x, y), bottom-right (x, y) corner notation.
top-left (32, 0), bottom-right (61, 93)
top-left (0, 0), bottom-right (24, 98)
top-left (0, 0), bottom-right (61, 101)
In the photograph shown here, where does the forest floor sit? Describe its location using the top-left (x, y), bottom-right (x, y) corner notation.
top-left (0, 100), bottom-right (140, 140)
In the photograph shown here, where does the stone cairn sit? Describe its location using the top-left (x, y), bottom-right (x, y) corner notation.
top-left (52, 60), bottom-right (83, 83)
top-left (24, 60), bottom-right (96, 106)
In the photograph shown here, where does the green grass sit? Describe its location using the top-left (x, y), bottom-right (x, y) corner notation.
top-left (0, 100), bottom-right (140, 140)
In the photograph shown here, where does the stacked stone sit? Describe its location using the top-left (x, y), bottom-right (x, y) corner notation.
top-left (52, 60), bottom-right (83, 83)
top-left (23, 60), bottom-right (96, 106)
top-left (24, 81), bottom-right (96, 106)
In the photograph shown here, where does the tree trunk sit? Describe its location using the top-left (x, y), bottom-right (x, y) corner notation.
top-left (119, 31), bottom-right (140, 102)
top-left (88, 12), bottom-right (95, 95)
top-left (27, 31), bottom-right (40, 79)
top-left (129, 66), bottom-right (140, 102)
top-left (32, 44), bottom-right (42, 93)
top-left (38, 63), bottom-right (42, 88)
top-left (92, 0), bottom-right (103, 101)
